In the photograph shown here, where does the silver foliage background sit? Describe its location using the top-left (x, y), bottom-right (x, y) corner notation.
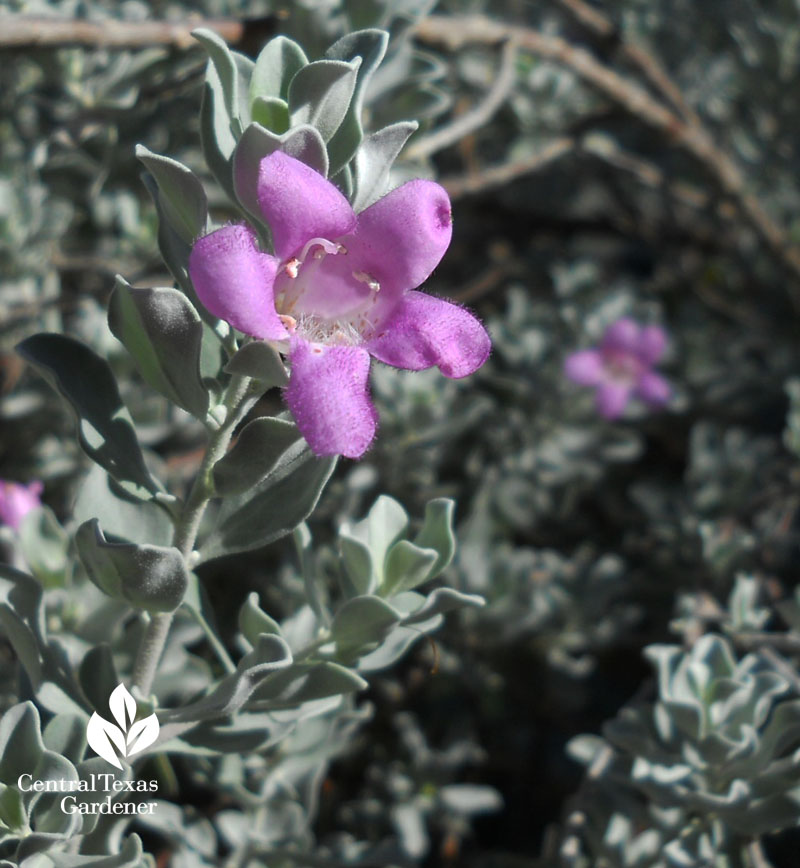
top-left (2, 0), bottom-right (800, 866)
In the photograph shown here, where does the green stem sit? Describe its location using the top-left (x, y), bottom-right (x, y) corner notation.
top-left (188, 604), bottom-right (237, 674)
top-left (131, 375), bottom-right (251, 697)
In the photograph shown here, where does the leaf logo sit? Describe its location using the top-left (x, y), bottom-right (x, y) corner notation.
top-left (86, 683), bottom-right (159, 769)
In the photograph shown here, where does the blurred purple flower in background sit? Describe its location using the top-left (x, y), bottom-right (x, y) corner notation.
top-left (189, 152), bottom-right (490, 458)
top-left (565, 318), bottom-right (671, 419)
top-left (0, 480), bottom-right (43, 531)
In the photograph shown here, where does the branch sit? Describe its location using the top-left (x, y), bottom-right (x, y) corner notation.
top-left (0, 16), bottom-right (245, 49)
top-left (405, 37), bottom-right (518, 161)
top-left (553, 0), bottom-right (701, 127)
top-left (415, 14), bottom-right (800, 291)
top-left (440, 137), bottom-right (574, 198)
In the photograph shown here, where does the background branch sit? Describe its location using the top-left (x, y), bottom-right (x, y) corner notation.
top-left (0, 16), bottom-right (246, 49)
top-left (440, 137), bottom-right (574, 198)
top-left (415, 13), bottom-right (800, 291)
top-left (405, 37), bottom-right (519, 161)
top-left (553, 0), bottom-right (701, 126)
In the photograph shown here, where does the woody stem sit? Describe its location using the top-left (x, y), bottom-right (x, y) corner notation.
top-left (131, 375), bottom-right (252, 697)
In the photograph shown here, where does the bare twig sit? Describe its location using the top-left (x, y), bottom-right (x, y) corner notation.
top-left (405, 37), bottom-right (519, 161)
top-left (450, 263), bottom-right (512, 304)
top-left (0, 16), bottom-right (244, 49)
top-left (554, 0), bottom-right (614, 37)
top-left (553, 0), bottom-right (701, 127)
top-left (415, 14), bottom-right (800, 291)
top-left (440, 137), bottom-right (574, 198)
top-left (581, 135), bottom-right (709, 210)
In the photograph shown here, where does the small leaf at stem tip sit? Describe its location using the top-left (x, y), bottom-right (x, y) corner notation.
top-left (76, 519), bottom-right (189, 613)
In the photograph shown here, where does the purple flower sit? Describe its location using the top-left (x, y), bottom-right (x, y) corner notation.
top-left (0, 479), bottom-right (43, 531)
top-left (189, 151), bottom-right (490, 458)
top-left (565, 318), bottom-right (671, 419)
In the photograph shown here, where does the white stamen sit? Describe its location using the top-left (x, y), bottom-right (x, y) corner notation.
top-left (298, 237), bottom-right (341, 263)
top-left (352, 270), bottom-right (381, 292)
top-left (284, 258), bottom-right (301, 279)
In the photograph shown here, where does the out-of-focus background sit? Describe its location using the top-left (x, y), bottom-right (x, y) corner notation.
top-left (3, 1), bottom-right (800, 865)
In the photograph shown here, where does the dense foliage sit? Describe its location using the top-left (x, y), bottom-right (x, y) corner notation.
top-left (2, 1), bottom-right (800, 866)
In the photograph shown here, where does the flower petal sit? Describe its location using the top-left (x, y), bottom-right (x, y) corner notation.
top-left (367, 291), bottom-right (490, 379)
top-left (350, 179), bottom-right (453, 296)
top-left (189, 225), bottom-right (288, 340)
top-left (636, 370), bottom-right (671, 406)
top-left (0, 481), bottom-right (42, 531)
top-left (257, 152), bottom-right (356, 261)
top-left (286, 340), bottom-right (377, 459)
top-left (601, 318), bottom-right (640, 354)
top-left (564, 349), bottom-right (605, 386)
top-left (637, 325), bottom-right (668, 364)
top-left (596, 382), bottom-right (631, 419)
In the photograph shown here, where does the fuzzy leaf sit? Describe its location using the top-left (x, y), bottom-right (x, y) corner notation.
top-left (288, 59), bottom-right (360, 144)
top-left (193, 28), bottom-right (241, 135)
top-left (213, 417), bottom-right (304, 496)
top-left (224, 339), bottom-right (288, 387)
top-left (382, 540), bottom-right (439, 596)
top-left (199, 452), bottom-right (336, 561)
top-left (233, 122), bottom-right (328, 225)
top-left (352, 121), bottom-right (418, 212)
top-left (239, 592), bottom-right (282, 645)
top-left (108, 279), bottom-right (209, 418)
top-left (73, 465), bottom-right (172, 547)
top-left (251, 96), bottom-right (289, 133)
top-left (162, 634), bottom-right (293, 724)
top-left (76, 520), bottom-right (188, 613)
top-left (324, 29), bottom-right (388, 174)
top-left (414, 498), bottom-right (456, 578)
top-left (17, 334), bottom-right (159, 499)
top-left (400, 587), bottom-right (485, 625)
top-left (332, 595), bottom-right (401, 657)
top-left (339, 532), bottom-right (375, 596)
top-left (199, 70), bottom-right (237, 201)
top-left (18, 505), bottom-right (68, 590)
top-left (0, 703), bottom-right (43, 785)
top-left (135, 146), bottom-right (207, 244)
top-left (249, 36), bottom-right (308, 103)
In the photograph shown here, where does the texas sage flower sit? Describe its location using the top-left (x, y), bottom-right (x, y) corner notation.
top-left (189, 152), bottom-right (490, 458)
top-left (0, 479), bottom-right (42, 531)
top-left (565, 318), bottom-right (670, 419)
